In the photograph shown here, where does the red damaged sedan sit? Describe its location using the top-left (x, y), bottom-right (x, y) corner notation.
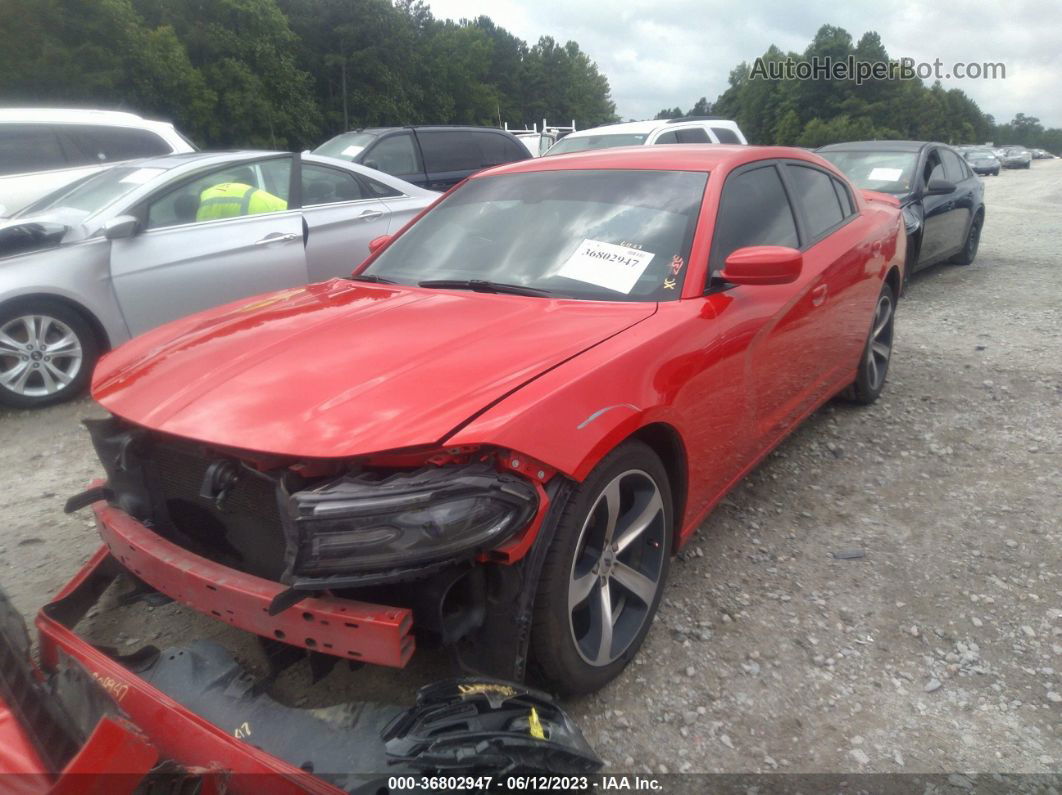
top-left (69, 145), bottom-right (905, 695)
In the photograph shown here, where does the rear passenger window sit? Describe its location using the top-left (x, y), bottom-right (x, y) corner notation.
top-left (711, 127), bottom-right (742, 144)
top-left (941, 149), bottom-right (967, 182)
top-left (62, 125), bottom-right (171, 165)
top-left (361, 174), bottom-right (402, 198)
top-left (301, 163), bottom-right (366, 205)
top-left (418, 132), bottom-right (483, 173)
top-left (786, 164), bottom-right (845, 239)
top-left (710, 164), bottom-right (799, 276)
top-left (675, 127), bottom-right (711, 144)
top-left (654, 131), bottom-right (679, 144)
top-left (832, 177), bottom-right (855, 217)
top-left (477, 132), bottom-right (527, 165)
top-left (362, 133), bottom-right (422, 177)
top-left (0, 125), bottom-right (67, 175)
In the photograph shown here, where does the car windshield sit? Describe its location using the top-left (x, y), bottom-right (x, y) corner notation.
top-left (818, 150), bottom-right (918, 194)
top-left (312, 132), bottom-right (379, 160)
top-left (363, 169), bottom-right (707, 302)
top-left (966, 150), bottom-right (993, 159)
top-left (22, 165), bottom-right (166, 216)
top-left (546, 134), bottom-right (650, 155)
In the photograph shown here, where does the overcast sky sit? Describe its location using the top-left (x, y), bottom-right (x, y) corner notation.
top-left (427, 0), bottom-right (1062, 129)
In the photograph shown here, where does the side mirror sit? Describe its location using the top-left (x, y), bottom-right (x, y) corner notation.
top-left (363, 159), bottom-right (379, 171)
top-left (925, 178), bottom-right (956, 195)
top-left (720, 246), bottom-right (802, 286)
top-left (368, 234), bottom-right (392, 254)
top-left (102, 214), bottom-right (139, 240)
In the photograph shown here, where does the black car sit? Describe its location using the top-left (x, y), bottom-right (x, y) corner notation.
top-left (312, 126), bottom-right (532, 190)
top-left (963, 148), bottom-right (1001, 176)
top-left (817, 141), bottom-right (985, 284)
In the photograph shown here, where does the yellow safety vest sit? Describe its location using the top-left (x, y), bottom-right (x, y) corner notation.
top-left (196, 183), bottom-right (287, 221)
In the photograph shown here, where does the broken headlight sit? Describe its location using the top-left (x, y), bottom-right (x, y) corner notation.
top-left (285, 462), bottom-right (538, 576)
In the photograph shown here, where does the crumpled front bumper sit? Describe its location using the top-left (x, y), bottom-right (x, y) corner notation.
top-left (87, 493), bottom-right (415, 668)
top-left (32, 550), bottom-right (601, 792)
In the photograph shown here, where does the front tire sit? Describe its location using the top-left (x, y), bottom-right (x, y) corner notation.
top-left (531, 440), bottom-right (672, 695)
top-left (0, 300), bottom-right (99, 408)
top-left (841, 282), bottom-right (895, 406)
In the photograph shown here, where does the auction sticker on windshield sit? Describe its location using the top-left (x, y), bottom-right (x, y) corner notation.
top-left (556, 239), bottom-right (655, 294)
top-left (868, 167), bottom-right (904, 181)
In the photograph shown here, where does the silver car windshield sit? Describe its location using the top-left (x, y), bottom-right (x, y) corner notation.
top-left (364, 169), bottom-right (707, 302)
top-left (25, 166), bottom-right (167, 216)
top-left (818, 151), bottom-right (918, 194)
top-left (546, 134), bottom-right (650, 155)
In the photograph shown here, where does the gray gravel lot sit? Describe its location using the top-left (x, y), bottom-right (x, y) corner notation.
top-left (0, 161), bottom-right (1059, 775)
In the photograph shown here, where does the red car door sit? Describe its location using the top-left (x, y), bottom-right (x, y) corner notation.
top-left (703, 162), bottom-right (851, 457)
top-left (777, 162), bottom-right (869, 398)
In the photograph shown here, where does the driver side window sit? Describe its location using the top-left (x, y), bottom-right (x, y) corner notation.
top-left (923, 152), bottom-right (944, 186)
top-left (145, 157), bottom-right (291, 229)
top-left (709, 164), bottom-right (799, 279)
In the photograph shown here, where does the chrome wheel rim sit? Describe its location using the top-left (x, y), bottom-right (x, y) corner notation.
top-left (866, 293), bottom-right (893, 392)
top-left (568, 469), bottom-right (666, 667)
top-left (0, 315), bottom-right (83, 397)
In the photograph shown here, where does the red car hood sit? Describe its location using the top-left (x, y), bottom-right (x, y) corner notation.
top-left (94, 280), bottom-right (655, 458)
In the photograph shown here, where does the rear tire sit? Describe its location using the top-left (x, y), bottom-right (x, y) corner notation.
top-left (840, 282), bottom-right (895, 406)
top-left (531, 440), bottom-right (672, 695)
top-left (951, 213), bottom-right (983, 266)
top-left (0, 299), bottom-right (99, 409)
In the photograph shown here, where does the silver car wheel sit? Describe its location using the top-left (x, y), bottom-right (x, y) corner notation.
top-left (0, 314), bottom-right (84, 397)
top-left (866, 293), bottom-right (893, 392)
top-left (568, 469), bottom-right (667, 667)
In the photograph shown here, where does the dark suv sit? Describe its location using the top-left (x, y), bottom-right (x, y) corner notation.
top-left (312, 126), bottom-right (532, 190)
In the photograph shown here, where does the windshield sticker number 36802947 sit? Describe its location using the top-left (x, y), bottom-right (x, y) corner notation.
top-left (556, 238), bottom-right (656, 294)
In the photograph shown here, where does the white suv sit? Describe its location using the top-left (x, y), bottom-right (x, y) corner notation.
top-left (544, 117), bottom-right (747, 156)
top-left (0, 108), bottom-right (196, 216)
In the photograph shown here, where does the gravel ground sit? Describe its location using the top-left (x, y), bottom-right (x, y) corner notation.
top-left (0, 161), bottom-right (1059, 775)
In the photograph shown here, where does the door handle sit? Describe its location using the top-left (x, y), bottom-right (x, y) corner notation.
top-left (254, 232), bottom-right (299, 245)
top-left (356, 209), bottom-right (384, 221)
top-left (811, 284), bottom-right (828, 307)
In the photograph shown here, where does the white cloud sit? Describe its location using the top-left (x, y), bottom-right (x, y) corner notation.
top-left (426, 0), bottom-right (1062, 128)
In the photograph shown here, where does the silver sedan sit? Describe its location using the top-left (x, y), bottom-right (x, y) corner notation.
top-left (0, 151), bottom-right (436, 407)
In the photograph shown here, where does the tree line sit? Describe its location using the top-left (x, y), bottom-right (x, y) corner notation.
top-left (656, 25), bottom-right (1061, 153)
top-left (0, 0), bottom-right (618, 149)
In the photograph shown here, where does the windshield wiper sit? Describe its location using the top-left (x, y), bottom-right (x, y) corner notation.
top-left (351, 273), bottom-right (397, 284)
top-left (417, 279), bottom-right (552, 297)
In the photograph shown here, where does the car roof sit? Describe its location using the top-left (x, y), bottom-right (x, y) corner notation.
top-left (563, 118), bottom-right (741, 139)
top-left (338, 126), bottom-right (520, 136)
top-left (817, 140), bottom-right (941, 153)
top-left (476, 144), bottom-right (826, 176)
top-left (0, 107), bottom-right (176, 130)
top-left (72, 151), bottom-right (282, 175)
